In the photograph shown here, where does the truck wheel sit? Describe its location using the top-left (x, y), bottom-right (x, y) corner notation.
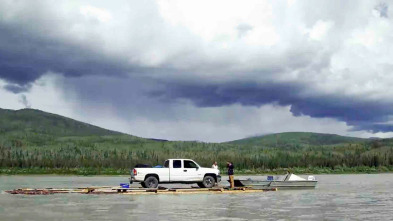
top-left (197, 182), bottom-right (205, 188)
top-left (140, 182), bottom-right (146, 188)
top-left (202, 175), bottom-right (215, 188)
top-left (144, 176), bottom-right (159, 188)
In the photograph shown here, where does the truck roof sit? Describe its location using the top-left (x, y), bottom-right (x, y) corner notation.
top-left (166, 159), bottom-right (194, 161)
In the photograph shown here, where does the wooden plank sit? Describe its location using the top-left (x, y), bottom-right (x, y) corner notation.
top-left (157, 189), bottom-right (169, 193)
top-left (76, 186), bottom-right (113, 189)
top-left (112, 187), bottom-right (146, 190)
top-left (6, 187), bottom-right (277, 195)
top-left (208, 188), bottom-right (224, 192)
top-left (173, 188), bottom-right (209, 192)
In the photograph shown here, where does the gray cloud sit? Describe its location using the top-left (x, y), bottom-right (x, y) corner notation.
top-left (1, 0), bottom-right (393, 140)
top-left (149, 80), bottom-right (393, 133)
top-left (236, 23), bottom-right (253, 38)
top-left (0, 24), bottom-right (131, 87)
top-left (3, 83), bottom-right (32, 93)
top-left (56, 75), bottom-right (356, 142)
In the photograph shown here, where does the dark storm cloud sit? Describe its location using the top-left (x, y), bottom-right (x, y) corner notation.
top-left (0, 24), bottom-right (129, 87)
top-left (2, 20), bottom-right (393, 134)
top-left (152, 81), bottom-right (393, 132)
top-left (351, 123), bottom-right (393, 133)
top-left (1, 0), bottom-right (393, 138)
top-left (3, 83), bottom-right (32, 93)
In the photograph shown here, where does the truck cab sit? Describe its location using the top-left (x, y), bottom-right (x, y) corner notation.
top-left (130, 159), bottom-right (221, 188)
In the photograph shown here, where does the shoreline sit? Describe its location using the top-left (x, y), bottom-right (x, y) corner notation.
top-left (1, 166), bottom-right (393, 176)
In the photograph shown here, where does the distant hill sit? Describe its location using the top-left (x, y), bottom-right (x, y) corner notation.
top-left (227, 132), bottom-right (366, 146)
top-left (2, 108), bottom-right (393, 175)
top-left (0, 108), bottom-right (133, 137)
top-left (0, 108), bottom-right (371, 146)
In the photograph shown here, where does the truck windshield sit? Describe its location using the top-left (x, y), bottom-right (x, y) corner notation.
top-left (164, 160), bottom-right (169, 168)
top-left (184, 160), bottom-right (198, 168)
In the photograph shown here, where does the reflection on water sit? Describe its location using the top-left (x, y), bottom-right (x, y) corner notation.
top-left (1, 174), bottom-right (393, 220)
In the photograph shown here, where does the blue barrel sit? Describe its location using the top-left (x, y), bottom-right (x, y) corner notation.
top-left (120, 183), bottom-right (129, 188)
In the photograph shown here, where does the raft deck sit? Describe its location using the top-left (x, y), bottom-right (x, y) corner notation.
top-left (5, 186), bottom-right (277, 195)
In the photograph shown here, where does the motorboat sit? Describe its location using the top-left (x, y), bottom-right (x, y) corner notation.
top-left (231, 173), bottom-right (317, 189)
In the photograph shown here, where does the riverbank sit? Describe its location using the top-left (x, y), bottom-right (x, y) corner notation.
top-left (1, 166), bottom-right (393, 175)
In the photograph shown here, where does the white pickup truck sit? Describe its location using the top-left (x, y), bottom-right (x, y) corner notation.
top-left (130, 159), bottom-right (221, 188)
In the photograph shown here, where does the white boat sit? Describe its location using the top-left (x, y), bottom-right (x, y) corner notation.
top-left (231, 173), bottom-right (317, 189)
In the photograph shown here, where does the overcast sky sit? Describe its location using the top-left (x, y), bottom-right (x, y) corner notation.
top-left (1, 0), bottom-right (393, 142)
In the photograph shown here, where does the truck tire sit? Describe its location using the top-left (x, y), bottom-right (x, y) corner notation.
top-left (202, 175), bottom-right (215, 188)
top-left (140, 182), bottom-right (146, 188)
top-left (144, 176), bottom-right (159, 188)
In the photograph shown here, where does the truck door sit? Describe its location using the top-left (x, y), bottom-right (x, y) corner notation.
top-left (159, 160), bottom-right (170, 182)
top-left (169, 159), bottom-right (183, 182)
top-left (183, 160), bottom-right (202, 181)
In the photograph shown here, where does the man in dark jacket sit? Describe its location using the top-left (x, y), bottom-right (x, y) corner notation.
top-left (227, 162), bottom-right (234, 188)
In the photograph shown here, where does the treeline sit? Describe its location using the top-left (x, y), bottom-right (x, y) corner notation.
top-left (1, 134), bottom-right (393, 173)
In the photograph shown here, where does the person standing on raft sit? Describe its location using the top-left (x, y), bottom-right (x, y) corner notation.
top-left (212, 161), bottom-right (218, 170)
top-left (227, 162), bottom-right (234, 188)
top-left (212, 161), bottom-right (219, 186)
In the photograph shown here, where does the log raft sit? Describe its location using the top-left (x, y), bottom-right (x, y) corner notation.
top-left (5, 186), bottom-right (277, 195)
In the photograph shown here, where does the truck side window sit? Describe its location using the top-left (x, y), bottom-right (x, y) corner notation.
top-left (173, 160), bottom-right (181, 168)
top-left (164, 160), bottom-right (169, 168)
top-left (184, 160), bottom-right (198, 168)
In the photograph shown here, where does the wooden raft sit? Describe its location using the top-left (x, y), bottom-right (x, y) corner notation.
top-left (5, 186), bottom-right (277, 195)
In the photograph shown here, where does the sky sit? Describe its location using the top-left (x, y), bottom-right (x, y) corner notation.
top-left (1, 0), bottom-right (393, 142)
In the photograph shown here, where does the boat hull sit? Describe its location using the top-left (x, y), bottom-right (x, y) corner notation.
top-left (233, 179), bottom-right (271, 187)
top-left (231, 179), bottom-right (317, 189)
top-left (269, 180), bottom-right (317, 189)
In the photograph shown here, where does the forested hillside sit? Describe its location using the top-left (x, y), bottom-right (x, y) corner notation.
top-left (228, 132), bottom-right (366, 147)
top-left (1, 108), bottom-right (393, 175)
top-left (0, 108), bottom-right (127, 136)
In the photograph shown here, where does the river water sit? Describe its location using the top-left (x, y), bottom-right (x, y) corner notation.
top-left (1, 174), bottom-right (393, 220)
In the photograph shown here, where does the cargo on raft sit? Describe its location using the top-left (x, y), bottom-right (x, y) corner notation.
top-left (5, 186), bottom-right (277, 195)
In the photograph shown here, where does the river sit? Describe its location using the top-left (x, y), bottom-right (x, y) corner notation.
top-left (1, 174), bottom-right (393, 220)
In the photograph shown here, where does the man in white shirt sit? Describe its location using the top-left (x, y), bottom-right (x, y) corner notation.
top-left (212, 161), bottom-right (218, 170)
